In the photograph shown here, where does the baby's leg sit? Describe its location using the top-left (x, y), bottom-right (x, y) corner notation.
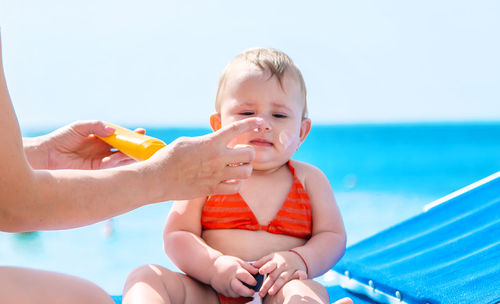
top-left (264, 279), bottom-right (340, 304)
top-left (123, 264), bottom-right (219, 304)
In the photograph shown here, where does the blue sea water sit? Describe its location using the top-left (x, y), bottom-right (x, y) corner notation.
top-left (1, 122), bottom-right (500, 295)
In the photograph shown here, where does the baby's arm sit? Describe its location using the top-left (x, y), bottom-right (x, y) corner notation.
top-left (254, 161), bottom-right (347, 296)
top-left (164, 198), bottom-right (258, 298)
top-left (291, 162), bottom-right (347, 276)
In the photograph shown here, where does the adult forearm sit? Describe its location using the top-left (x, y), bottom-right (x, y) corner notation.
top-left (1, 162), bottom-right (161, 232)
top-left (23, 136), bottom-right (48, 169)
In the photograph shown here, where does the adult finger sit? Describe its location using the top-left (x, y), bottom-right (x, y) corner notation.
top-left (73, 122), bottom-right (146, 138)
top-left (212, 117), bottom-right (263, 145)
top-left (213, 181), bottom-right (243, 195)
top-left (223, 145), bottom-right (256, 167)
top-left (72, 120), bottom-right (115, 137)
top-left (101, 152), bottom-right (136, 169)
top-left (133, 128), bottom-right (146, 135)
top-left (220, 163), bottom-right (253, 181)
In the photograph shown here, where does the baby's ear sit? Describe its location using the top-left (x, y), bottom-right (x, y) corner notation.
top-left (209, 113), bottom-right (222, 132)
top-left (299, 118), bottom-right (312, 143)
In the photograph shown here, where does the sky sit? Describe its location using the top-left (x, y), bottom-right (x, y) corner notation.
top-left (0, 0), bottom-right (499, 129)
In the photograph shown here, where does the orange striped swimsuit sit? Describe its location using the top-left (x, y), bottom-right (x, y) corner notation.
top-left (201, 161), bottom-right (312, 239)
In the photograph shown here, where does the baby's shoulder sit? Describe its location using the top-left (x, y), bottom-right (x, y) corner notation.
top-left (289, 159), bottom-right (328, 185)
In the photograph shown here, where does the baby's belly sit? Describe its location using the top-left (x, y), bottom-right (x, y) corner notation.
top-left (202, 229), bottom-right (307, 261)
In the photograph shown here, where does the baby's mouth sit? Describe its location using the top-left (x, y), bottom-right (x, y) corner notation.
top-left (249, 139), bottom-right (273, 147)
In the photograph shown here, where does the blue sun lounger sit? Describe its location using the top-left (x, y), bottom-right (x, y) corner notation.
top-left (321, 171), bottom-right (500, 304)
top-left (112, 172), bottom-right (500, 304)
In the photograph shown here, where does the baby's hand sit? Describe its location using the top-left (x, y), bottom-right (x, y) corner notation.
top-left (253, 251), bottom-right (308, 297)
top-left (210, 255), bottom-right (259, 298)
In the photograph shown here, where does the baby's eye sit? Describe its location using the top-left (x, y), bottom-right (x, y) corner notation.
top-left (240, 111), bottom-right (254, 116)
top-left (273, 113), bottom-right (287, 118)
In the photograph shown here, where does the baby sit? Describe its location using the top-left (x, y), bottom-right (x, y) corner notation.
top-left (123, 48), bottom-right (352, 304)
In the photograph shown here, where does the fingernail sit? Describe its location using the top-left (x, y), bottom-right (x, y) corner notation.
top-left (104, 126), bottom-right (116, 133)
top-left (255, 118), bottom-right (264, 125)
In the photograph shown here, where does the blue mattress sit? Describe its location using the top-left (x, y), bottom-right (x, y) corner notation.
top-left (333, 172), bottom-right (500, 304)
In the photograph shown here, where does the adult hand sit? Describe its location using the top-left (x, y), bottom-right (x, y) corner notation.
top-left (25, 120), bottom-right (144, 170)
top-left (209, 255), bottom-right (258, 298)
top-left (253, 251), bottom-right (307, 297)
top-left (150, 117), bottom-right (263, 200)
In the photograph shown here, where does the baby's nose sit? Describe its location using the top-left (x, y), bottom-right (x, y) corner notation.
top-left (255, 119), bottom-right (272, 132)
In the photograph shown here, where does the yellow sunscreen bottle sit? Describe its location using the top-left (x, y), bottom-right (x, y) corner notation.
top-left (97, 123), bottom-right (166, 161)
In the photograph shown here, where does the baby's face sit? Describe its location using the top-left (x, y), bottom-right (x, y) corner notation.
top-left (215, 65), bottom-right (309, 171)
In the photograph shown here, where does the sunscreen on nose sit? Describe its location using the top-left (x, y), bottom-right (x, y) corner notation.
top-left (97, 123), bottom-right (166, 161)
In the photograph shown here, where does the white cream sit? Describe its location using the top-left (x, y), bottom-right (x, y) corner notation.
top-left (279, 130), bottom-right (299, 151)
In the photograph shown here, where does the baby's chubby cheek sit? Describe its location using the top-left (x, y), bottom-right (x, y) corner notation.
top-left (278, 130), bottom-right (300, 152)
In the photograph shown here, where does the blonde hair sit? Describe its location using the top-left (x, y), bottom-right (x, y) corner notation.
top-left (215, 48), bottom-right (308, 118)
